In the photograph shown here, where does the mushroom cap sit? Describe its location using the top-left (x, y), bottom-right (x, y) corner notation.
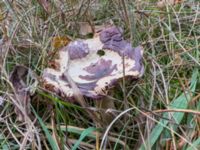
top-left (42, 27), bottom-right (144, 99)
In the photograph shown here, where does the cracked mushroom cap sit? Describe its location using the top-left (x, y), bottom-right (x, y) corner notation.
top-left (42, 27), bottom-right (144, 99)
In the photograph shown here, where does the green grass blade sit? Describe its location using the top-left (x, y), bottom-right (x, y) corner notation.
top-left (37, 90), bottom-right (83, 110)
top-left (0, 134), bottom-right (9, 150)
top-left (31, 105), bottom-right (58, 150)
top-left (139, 69), bottom-right (198, 150)
top-left (72, 127), bottom-right (97, 150)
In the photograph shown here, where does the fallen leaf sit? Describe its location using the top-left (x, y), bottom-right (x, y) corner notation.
top-left (9, 65), bottom-right (38, 121)
top-left (173, 54), bottom-right (183, 66)
top-left (52, 36), bottom-right (70, 49)
top-left (157, 0), bottom-right (182, 8)
top-left (69, 22), bottom-right (112, 36)
top-left (37, 0), bottom-right (51, 14)
top-left (78, 22), bottom-right (93, 36)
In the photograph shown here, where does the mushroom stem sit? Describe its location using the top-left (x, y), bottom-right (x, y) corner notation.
top-left (96, 97), bottom-right (116, 126)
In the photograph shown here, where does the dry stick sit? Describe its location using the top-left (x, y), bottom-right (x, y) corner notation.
top-left (152, 109), bottom-right (200, 116)
top-left (134, 106), bottom-right (198, 150)
top-left (139, 107), bottom-right (200, 131)
top-left (139, 107), bottom-right (194, 127)
top-left (189, 92), bottom-right (200, 104)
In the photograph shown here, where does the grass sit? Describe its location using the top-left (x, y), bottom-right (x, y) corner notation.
top-left (0, 0), bottom-right (200, 149)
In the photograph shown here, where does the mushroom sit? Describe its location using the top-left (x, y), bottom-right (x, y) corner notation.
top-left (42, 26), bottom-right (144, 124)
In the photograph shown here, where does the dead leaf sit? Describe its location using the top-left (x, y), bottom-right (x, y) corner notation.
top-left (157, 0), bottom-right (182, 8)
top-left (71, 22), bottom-right (111, 36)
top-left (37, 0), bottom-right (51, 14)
top-left (78, 22), bottom-right (93, 36)
top-left (52, 36), bottom-right (70, 50)
top-left (9, 65), bottom-right (38, 121)
top-left (173, 54), bottom-right (183, 66)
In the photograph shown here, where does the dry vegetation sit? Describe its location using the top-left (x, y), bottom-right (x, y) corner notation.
top-left (0, 0), bottom-right (200, 150)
